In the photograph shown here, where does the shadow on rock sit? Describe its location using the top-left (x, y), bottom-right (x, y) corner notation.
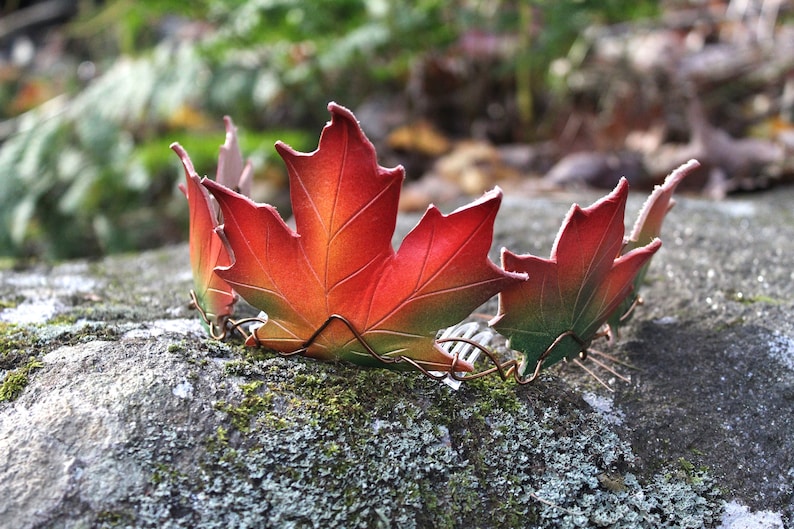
top-left (616, 320), bottom-right (794, 519)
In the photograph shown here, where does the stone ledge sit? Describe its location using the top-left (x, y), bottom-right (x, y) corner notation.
top-left (1, 186), bottom-right (792, 528)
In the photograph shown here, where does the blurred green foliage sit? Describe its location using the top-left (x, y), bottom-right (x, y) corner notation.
top-left (0, 0), bottom-right (658, 259)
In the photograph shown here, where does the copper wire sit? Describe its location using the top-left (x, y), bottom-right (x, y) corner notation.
top-left (189, 294), bottom-right (620, 387)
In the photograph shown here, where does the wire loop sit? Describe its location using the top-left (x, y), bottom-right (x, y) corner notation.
top-left (189, 290), bottom-right (266, 342)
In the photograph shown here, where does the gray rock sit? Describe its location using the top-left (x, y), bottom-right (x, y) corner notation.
top-left (1, 185), bottom-right (792, 528)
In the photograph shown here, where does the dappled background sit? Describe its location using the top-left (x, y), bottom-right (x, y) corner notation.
top-left (1, 0), bottom-right (792, 259)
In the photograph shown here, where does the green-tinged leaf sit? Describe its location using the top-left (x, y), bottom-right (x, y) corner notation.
top-left (491, 178), bottom-right (661, 377)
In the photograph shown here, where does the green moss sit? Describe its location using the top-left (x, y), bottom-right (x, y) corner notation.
top-left (463, 372), bottom-right (522, 415)
top-left (201, 339), bottom-right (243, 359)
top-left (94, 510), bottom-right (134, 527)
top-left (676, 457), bottom-right (710, 486)
top-left (0, 298), bottom-right (18, 310)
top-left (224, 358), bottom-right (257, 376)
top-left (0, 370), bottom-right (29, 401)
top-left (678, 457), bottom-right (695, 473)
top-left (0, 323), bottom-right (37, 370)
top-left (0, 357), bottom-right (43, 402)
top-left (728, 290), bottom-right (782, 304)
top-left (216, 380), bottom-right (274, 432)
top-left (61, 324), bottom-right (120, 345)
top-left (45, 313), bottom-right (79, 326)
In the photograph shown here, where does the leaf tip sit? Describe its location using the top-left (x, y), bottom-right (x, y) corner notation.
top-left (171, 142), bottom-right (198, 176)
top-left (325, 102), bottom-right (361, 132)
top-left (611, 176), bottom-right (630, 201)
top-left (222, 115), bottom-right (234, 132)
top-left (661, 158), bottom-right (700, 195)
top-left (477, 185), bottom-right (504, 206)
top-left (327, 100), bottom-right (352, 117)
top-left (170, 141), bottom-right (186, 159)
top-left (626, 160), bottom-right (700, 247)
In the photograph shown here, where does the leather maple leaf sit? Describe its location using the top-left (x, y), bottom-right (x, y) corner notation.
top-left (173, 117), bottom-right (253, 337)
top-left (607, 159), bottom-right (700, 336)
top-left (204, 103), bottom-right (525, 372)
top-left (490, 178), bottom-right (661, 378)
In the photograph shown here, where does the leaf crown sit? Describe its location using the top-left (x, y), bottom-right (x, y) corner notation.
top-left (173, 102), bottom-right (700, 386)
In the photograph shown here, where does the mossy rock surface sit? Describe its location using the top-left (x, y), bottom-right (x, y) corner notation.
top-left (0, 334), bottom-right (718, 528)
top-left (2, 186), bottom-right (793, 527)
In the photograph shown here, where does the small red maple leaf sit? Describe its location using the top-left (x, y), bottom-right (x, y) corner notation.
top-left (173, 117), bottom-right (252, 337)
top-left (606, 159), bottom-right (700, 337)
top-left (204, 103), bottom-right (525, 372)
top-left (490, 178), bottom-right (661, 378)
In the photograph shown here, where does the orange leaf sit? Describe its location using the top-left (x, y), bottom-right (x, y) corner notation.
top-left (205, 103), bottom-right (525, 372)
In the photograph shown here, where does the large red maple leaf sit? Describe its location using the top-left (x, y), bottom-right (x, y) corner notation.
top-left (204, 103), bottom-right (525, 372)
top-left (490, 178), bottom-right (661, 378)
